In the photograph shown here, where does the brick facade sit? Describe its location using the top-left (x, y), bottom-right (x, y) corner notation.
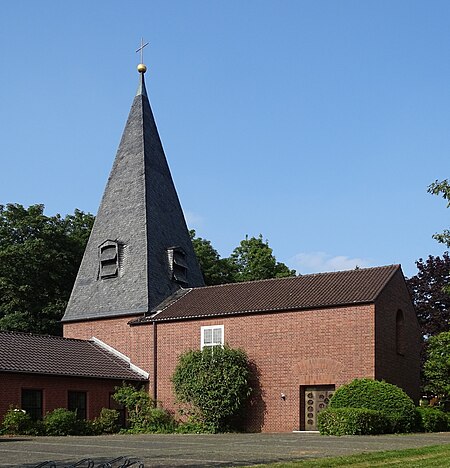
top-left (0, 372), bottom-right (144, 421)
top-left (63, 315), bottom-right (152, 376)
top-left (374, 269), bottom-right (421, 402)
top-left (151, 304), bottom-right (376, 432)
top-left (61, 271), bottom-right (421, 433)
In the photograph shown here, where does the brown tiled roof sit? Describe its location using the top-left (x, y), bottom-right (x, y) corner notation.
top-left (134, 265), bottom-right (400, 323)
top-left (0, 331), bottom-right (147, 381)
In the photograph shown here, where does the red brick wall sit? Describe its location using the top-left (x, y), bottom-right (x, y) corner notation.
top-left (62, 278), bottom-right (421, 432)
top-left (374, 269), bottom-right (421, 402)
top-left (0, 373), bottom-right (141, 421)
top-left (155, 305), bottom-right (376, 432)
top-left (63, 316), bottom-right (153, 379)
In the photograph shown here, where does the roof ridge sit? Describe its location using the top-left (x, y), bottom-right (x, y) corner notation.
top-left (189, 264), bottom-right (401, 291)
top-left (371, 264), bottom-right (402, 301)
top-left (159, 288), bottom-right (193, 313)
top-left (90, 337), bottom-right (149, 379)
top-left (0, 329), bottom-right (90, 343)
top-left (88, 340), bottom-right (134, 369)
top-left (142, 263), bottom-right (403, 323)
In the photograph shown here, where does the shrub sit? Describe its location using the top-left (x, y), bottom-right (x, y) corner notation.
top-left (92, 408), bottom-right (120, 434)
top-left (175, 418), bottom-right (214, 434)
top-left (329, 378), bottom-right (417, 433)
top-left (43, 408), bottom-right (86, 436)
top-left (172, 345), bottom-right (252, 432)
top-left (416, 406), bottom-right (449, 432)
top-left (318, 407), bottom-right (391, 436)
top-left (141, 407), bottom-right (177, 434)
top-left (1, 407), bottom-right (37, 435)
top-left (112, 383), bottom-right (176, 433)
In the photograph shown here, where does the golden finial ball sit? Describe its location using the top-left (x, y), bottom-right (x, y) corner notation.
top-left (137, 63), bottom-right (147, 73)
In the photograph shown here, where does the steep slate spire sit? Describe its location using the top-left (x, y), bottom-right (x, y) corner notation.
top-left (63, 64), bottom-right (204, 323)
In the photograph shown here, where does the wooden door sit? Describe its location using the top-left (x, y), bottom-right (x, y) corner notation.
top-left (302, 385), bottom-right (335, 431)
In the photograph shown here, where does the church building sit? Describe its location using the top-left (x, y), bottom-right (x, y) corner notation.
top-left (0, 61), bottom-right (421, 432)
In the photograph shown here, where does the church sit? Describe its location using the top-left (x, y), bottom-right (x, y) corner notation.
top-left (0, 60), bottom-right (421, 432)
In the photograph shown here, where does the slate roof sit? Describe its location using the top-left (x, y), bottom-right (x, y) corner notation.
top-left (133, 265), bottom-right (401, 323)
top-left (0, 331), bottom-right (147, 381)
top-left (63, 71), bottom-right (204, 323)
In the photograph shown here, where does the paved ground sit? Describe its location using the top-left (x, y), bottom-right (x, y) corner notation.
top-left (1, 432), bottom-right (450, 468)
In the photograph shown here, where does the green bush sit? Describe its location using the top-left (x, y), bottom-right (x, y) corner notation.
top-left (43, 408), bottom-right (86, 436)
top-left (175, 419), bottom-right (213, 434)
top-left (1, 407), bottom-right (37, 435)
top-left (416, 406), bottom-right (449, 432)
top-left (172, 345), bottom-right (252, 432)
top-left (141, 407), bottom-right (177, 434)
top-left (329, 379), bottom-right (417, 433)
top-left (92, 408), bottom-right (120, 434)
top-left (318, 407), bottom-right (391, 436)
top-left (112, 383), bottom-right (176, 433)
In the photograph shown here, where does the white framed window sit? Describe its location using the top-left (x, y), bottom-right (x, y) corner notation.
top-left (201, 325), bottom-right (224, 349)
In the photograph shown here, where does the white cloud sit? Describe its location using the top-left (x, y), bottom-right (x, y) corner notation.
top-left (184, 211), bottom-right (204, 229)
top-left (290, 251), bottom-right (372, 274)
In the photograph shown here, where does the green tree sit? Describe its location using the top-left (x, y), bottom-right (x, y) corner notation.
top-left (424, 331), bottom-right (450, 398)
top-left (189, 230), bottom-right (236, 285)
top-left (407, 253), bottom-right (450, 392)
top-left (428, 179), bottom-right (450, 248)
top-left (230, 234), bottom-right (296, 282)
top-left (407, 253), bottom-right (450, 338)
top-left (172, 345), bottom-right (252, 432)
top-left (0, 203), bottom-right (94, 335)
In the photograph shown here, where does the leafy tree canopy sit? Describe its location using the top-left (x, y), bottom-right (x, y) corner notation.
top-left (424, 331), bottom-right (450, 398)
top-left (230, 234), bottom-right (296, 282)
top-left (190, 231), bottom-right (296, 285)
top-left (407, 253), bottom-right (450, 338)
top-left (428, 179), bottom-right (450, 248)
top-left (189, 230), bottom-right (236, 285)
top-left (172, 345), bottom-right (252, 432)
top-left (0, 203), bottom-right (94, 335)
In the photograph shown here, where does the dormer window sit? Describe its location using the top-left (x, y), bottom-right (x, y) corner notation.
top-left (99, 240), bottom-right (119, 279)
top-left (167, 247), bottom-right (188, 286)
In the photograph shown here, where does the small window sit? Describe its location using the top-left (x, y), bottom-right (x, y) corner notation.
top-left (68, 391), bottom-right (87, 420)
top-left (99, 240), bottom-right (119, 279)
top-left (396, 309), bottom-right (405, 356)
top-left (201, 325), bottom-right (224, 349)
top-left (21, 389), bottom-right (43, 421)
top-left (167, 247), bottom-right (188, 286)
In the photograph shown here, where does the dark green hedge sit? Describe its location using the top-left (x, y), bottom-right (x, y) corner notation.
top-left (416, 407), bottom-right (449, 432)
top-left (329, 379), bottom-right (416, 433)
top-left (318, 407), bottom-right (390, 436)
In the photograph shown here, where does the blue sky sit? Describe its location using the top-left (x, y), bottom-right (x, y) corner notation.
top-left (0, 1), bottom-right (448, 277)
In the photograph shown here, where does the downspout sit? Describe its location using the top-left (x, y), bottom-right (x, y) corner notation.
top-left (152, 320), bottom-right (157, 402)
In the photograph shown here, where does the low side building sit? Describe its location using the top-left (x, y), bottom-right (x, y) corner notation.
top-left (0, 331), bottom-right (148, 421)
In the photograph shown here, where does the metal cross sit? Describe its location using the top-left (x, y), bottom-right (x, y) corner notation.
top-left (136, 38), bottom-right (149, 63)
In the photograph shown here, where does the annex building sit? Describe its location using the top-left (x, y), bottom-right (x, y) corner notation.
top-left (0, 63), bottom-right (421, 432)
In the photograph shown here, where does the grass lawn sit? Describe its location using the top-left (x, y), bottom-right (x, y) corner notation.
top-left (245, 443), bottom-right (450, 467)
